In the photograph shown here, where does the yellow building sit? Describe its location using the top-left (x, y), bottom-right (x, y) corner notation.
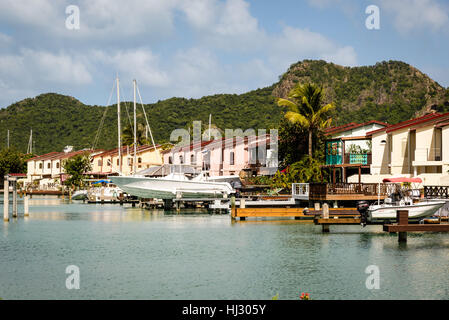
top-left (89, 144), bottom-right (164, 177)
top-left (358, 112), bottom-right (449, 186)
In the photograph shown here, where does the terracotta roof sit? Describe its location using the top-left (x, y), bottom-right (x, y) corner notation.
top-left (325, 120), bottom-right (388, 136)
top-left (93, 144), bottom-right (162, 158)
top-left (366, 112), bottom-right (449, 136)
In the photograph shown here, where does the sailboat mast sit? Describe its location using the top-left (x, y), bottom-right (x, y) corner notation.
top-left (133, 79), bottom-right (137, 175)
top-left (208, 114), bottom-right (211, 140)
top-left (7, 129), bottom-right (9, 148)
top-left (116, 76), bottom-right (122, 173)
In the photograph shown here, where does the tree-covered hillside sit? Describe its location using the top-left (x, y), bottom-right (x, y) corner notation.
top-left (0, 87), bottom-right (279, 154)
top-left (273, 60), bottom-right (449, 125)
top-left (1, 60), bottom-right (448, 154)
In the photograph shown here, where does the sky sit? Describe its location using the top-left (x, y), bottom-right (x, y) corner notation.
top-left (0, 0), bottom-right (448, 108)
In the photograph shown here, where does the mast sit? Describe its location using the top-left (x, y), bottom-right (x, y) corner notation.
top-left (7, 129), bottom-right (9, 148)
top-left (116, 76), bottom-right (122, 173)
top-left (133, 79), bottom-right (137, 175)
top-left (208, 114), bottom-right (211, 140)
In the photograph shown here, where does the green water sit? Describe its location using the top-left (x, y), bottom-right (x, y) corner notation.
top-left (1, 195), bottom-right (449, 300)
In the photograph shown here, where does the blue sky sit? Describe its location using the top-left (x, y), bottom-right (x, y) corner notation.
top-left (0, 0), bottom-right (448, 108)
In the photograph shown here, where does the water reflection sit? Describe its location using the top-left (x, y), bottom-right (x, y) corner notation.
top-left (1, 195), bottom-right (449, 300)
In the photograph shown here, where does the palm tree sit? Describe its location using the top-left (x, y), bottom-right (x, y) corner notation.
top-left (122, 122), bottom-right (149, 146)
top-left (277, 83), bottom-right (335, 158)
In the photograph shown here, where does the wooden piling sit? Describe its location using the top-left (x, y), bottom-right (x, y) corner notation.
top-left (11, 177), bottom-right (17, 218)
top-left (322, 203), bottom-right (329, 219)
top-left (3, 175), bottom-right (9, 222)
top-left (230, 196), bottom-right (236, 220)
top-left (24, 195), bottom-right (29, 217)
top-left (397, 210), bottom-right (408, 243)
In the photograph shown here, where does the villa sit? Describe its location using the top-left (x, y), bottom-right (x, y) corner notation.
top-left (161, 134), bottom-right (278, 177)
top-left (327, 113), bottom-right (449, 186)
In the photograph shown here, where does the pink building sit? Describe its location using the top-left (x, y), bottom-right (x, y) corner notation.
top-left (162, 134), bottom-right (278, 177)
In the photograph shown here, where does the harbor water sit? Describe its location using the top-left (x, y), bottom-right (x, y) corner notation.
top-left (1, 195), bottom-right (449, 300)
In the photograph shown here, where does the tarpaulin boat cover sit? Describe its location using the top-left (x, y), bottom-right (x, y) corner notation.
top-left (382, 177), bottom-right (423, 183)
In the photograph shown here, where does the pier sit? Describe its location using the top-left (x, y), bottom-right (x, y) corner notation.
top-left (383, 210), bottom-right (449, 242)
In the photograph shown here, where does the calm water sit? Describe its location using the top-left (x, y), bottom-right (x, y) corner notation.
top-left (1, 195), bottom-right (449, 300)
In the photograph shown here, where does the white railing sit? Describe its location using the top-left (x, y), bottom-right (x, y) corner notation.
top-left (415, 148), bottom-right (442, 162)
top-left (292, 183), bottom-right (309, 200)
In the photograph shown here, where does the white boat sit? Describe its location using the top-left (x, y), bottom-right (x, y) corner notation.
top-left (71, 190), bottom-right (88, 200)
top-left (367, 200), bottom-right (446, 222)
top-left (88, 186), bottom-right (123, 202)
top-left (108, 172), bottom-right (235, 199)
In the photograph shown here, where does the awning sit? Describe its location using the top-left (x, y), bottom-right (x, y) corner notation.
top-left (382, 177), bottom-right (423, 183)
top-left (92, 179), bottom-right (111, 184)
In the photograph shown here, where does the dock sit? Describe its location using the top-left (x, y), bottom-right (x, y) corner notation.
top-left (231, 203), bottom-right (359, 221)
top-left (383, 210), bottom-right (449, 242)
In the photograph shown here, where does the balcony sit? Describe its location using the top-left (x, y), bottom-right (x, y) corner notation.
top-left (326, 153), bottom-right (372, 166)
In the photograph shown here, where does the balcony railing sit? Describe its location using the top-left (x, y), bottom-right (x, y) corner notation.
top-left (415, 148), bottom-right (442, 162)
top-left (309, 182), bottom-right (399, 200)
top-left (326, 153), bottom-right (372, 166)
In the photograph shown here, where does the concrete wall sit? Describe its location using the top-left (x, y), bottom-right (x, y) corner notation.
top-left (371, 131), bottom-right (389, 175)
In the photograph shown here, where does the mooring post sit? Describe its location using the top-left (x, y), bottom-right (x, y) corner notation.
top-left (322, 203), bottom-right (329, 219)
top-left (11, 177), bottom-right (17, 218)
top-left (397, 210), bottom-right (409, 243)
top-left (230, 196), bottom-right (236, 220)
top-left (24, 195), bottom-right (29, 217)
top-left (240, 198), bottom-right (246, 220)
top-left (3, 175), bottom-right (9, 222)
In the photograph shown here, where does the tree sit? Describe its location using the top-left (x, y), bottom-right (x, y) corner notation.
top-left (0, 148), bottom-right (30, 177)
top-left (277, 83), bottom-right (335, 158)
top-left (62, 153), bottom-right (92, 188)
top-left (122, 122), bottom-right (149, 146)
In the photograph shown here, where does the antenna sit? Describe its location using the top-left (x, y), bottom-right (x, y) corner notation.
top-left (133, 79), bottom-right (137, 175)
top-left (116, 76), bottom-right (122, 173)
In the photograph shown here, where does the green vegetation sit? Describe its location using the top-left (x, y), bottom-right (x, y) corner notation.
top-left (277, 83), bottom-right (334, 157)
top-left (62, 153), bottom-right (92, 188)
top-left (271, 156), bottom-right (328, 191)
top-left (0, 60), bottom-right (447, 155)
top-left (0, 148), bottom-right (33, 177)
top-left (273, 60), bottom-right (449, 126)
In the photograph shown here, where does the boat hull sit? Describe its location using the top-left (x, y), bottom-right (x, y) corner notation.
top-left (368, 201), bottom-right (445, 222)
top-left (108, 176), bottom-right (234, 199)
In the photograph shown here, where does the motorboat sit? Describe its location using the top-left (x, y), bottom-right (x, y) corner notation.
top-left (108, 171), bottom-right (235, 200)
top-left (71, 189), bottom-right (88, 200)
top-left (357, 177), bottom-right (446, 226)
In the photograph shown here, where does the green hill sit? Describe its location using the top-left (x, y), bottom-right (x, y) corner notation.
top-left (1, 60), bottom-right (448, 154)
top-left (273, 60), bottom-right (449, 124)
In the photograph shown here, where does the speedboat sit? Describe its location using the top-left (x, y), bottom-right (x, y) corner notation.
top-left (357, 177), bottom-right (446, 225)
top-left (108, 171), bottom-right (235, 200)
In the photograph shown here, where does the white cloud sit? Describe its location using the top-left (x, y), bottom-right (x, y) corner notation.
top-left (269, 26), bottom-right (358, 70)
top-left (92, 49), bottom-right (170, 88)
top-left (380, 0), bottom-right (448, 33)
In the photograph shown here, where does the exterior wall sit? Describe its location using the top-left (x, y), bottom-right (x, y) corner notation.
top-left (443, 126), bottom-right (449, 174)
top-left (370, 132), bottom-right (389, 175)
top-left (415, 126), bottom-right (435, 162)
top-left (390, 128), bottom-right (410, 175)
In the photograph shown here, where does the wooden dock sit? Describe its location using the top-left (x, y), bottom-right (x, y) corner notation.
top-left (231, 205), bottom-right (359, 221)
top-left (383, 210), bottom-right (449, 242)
